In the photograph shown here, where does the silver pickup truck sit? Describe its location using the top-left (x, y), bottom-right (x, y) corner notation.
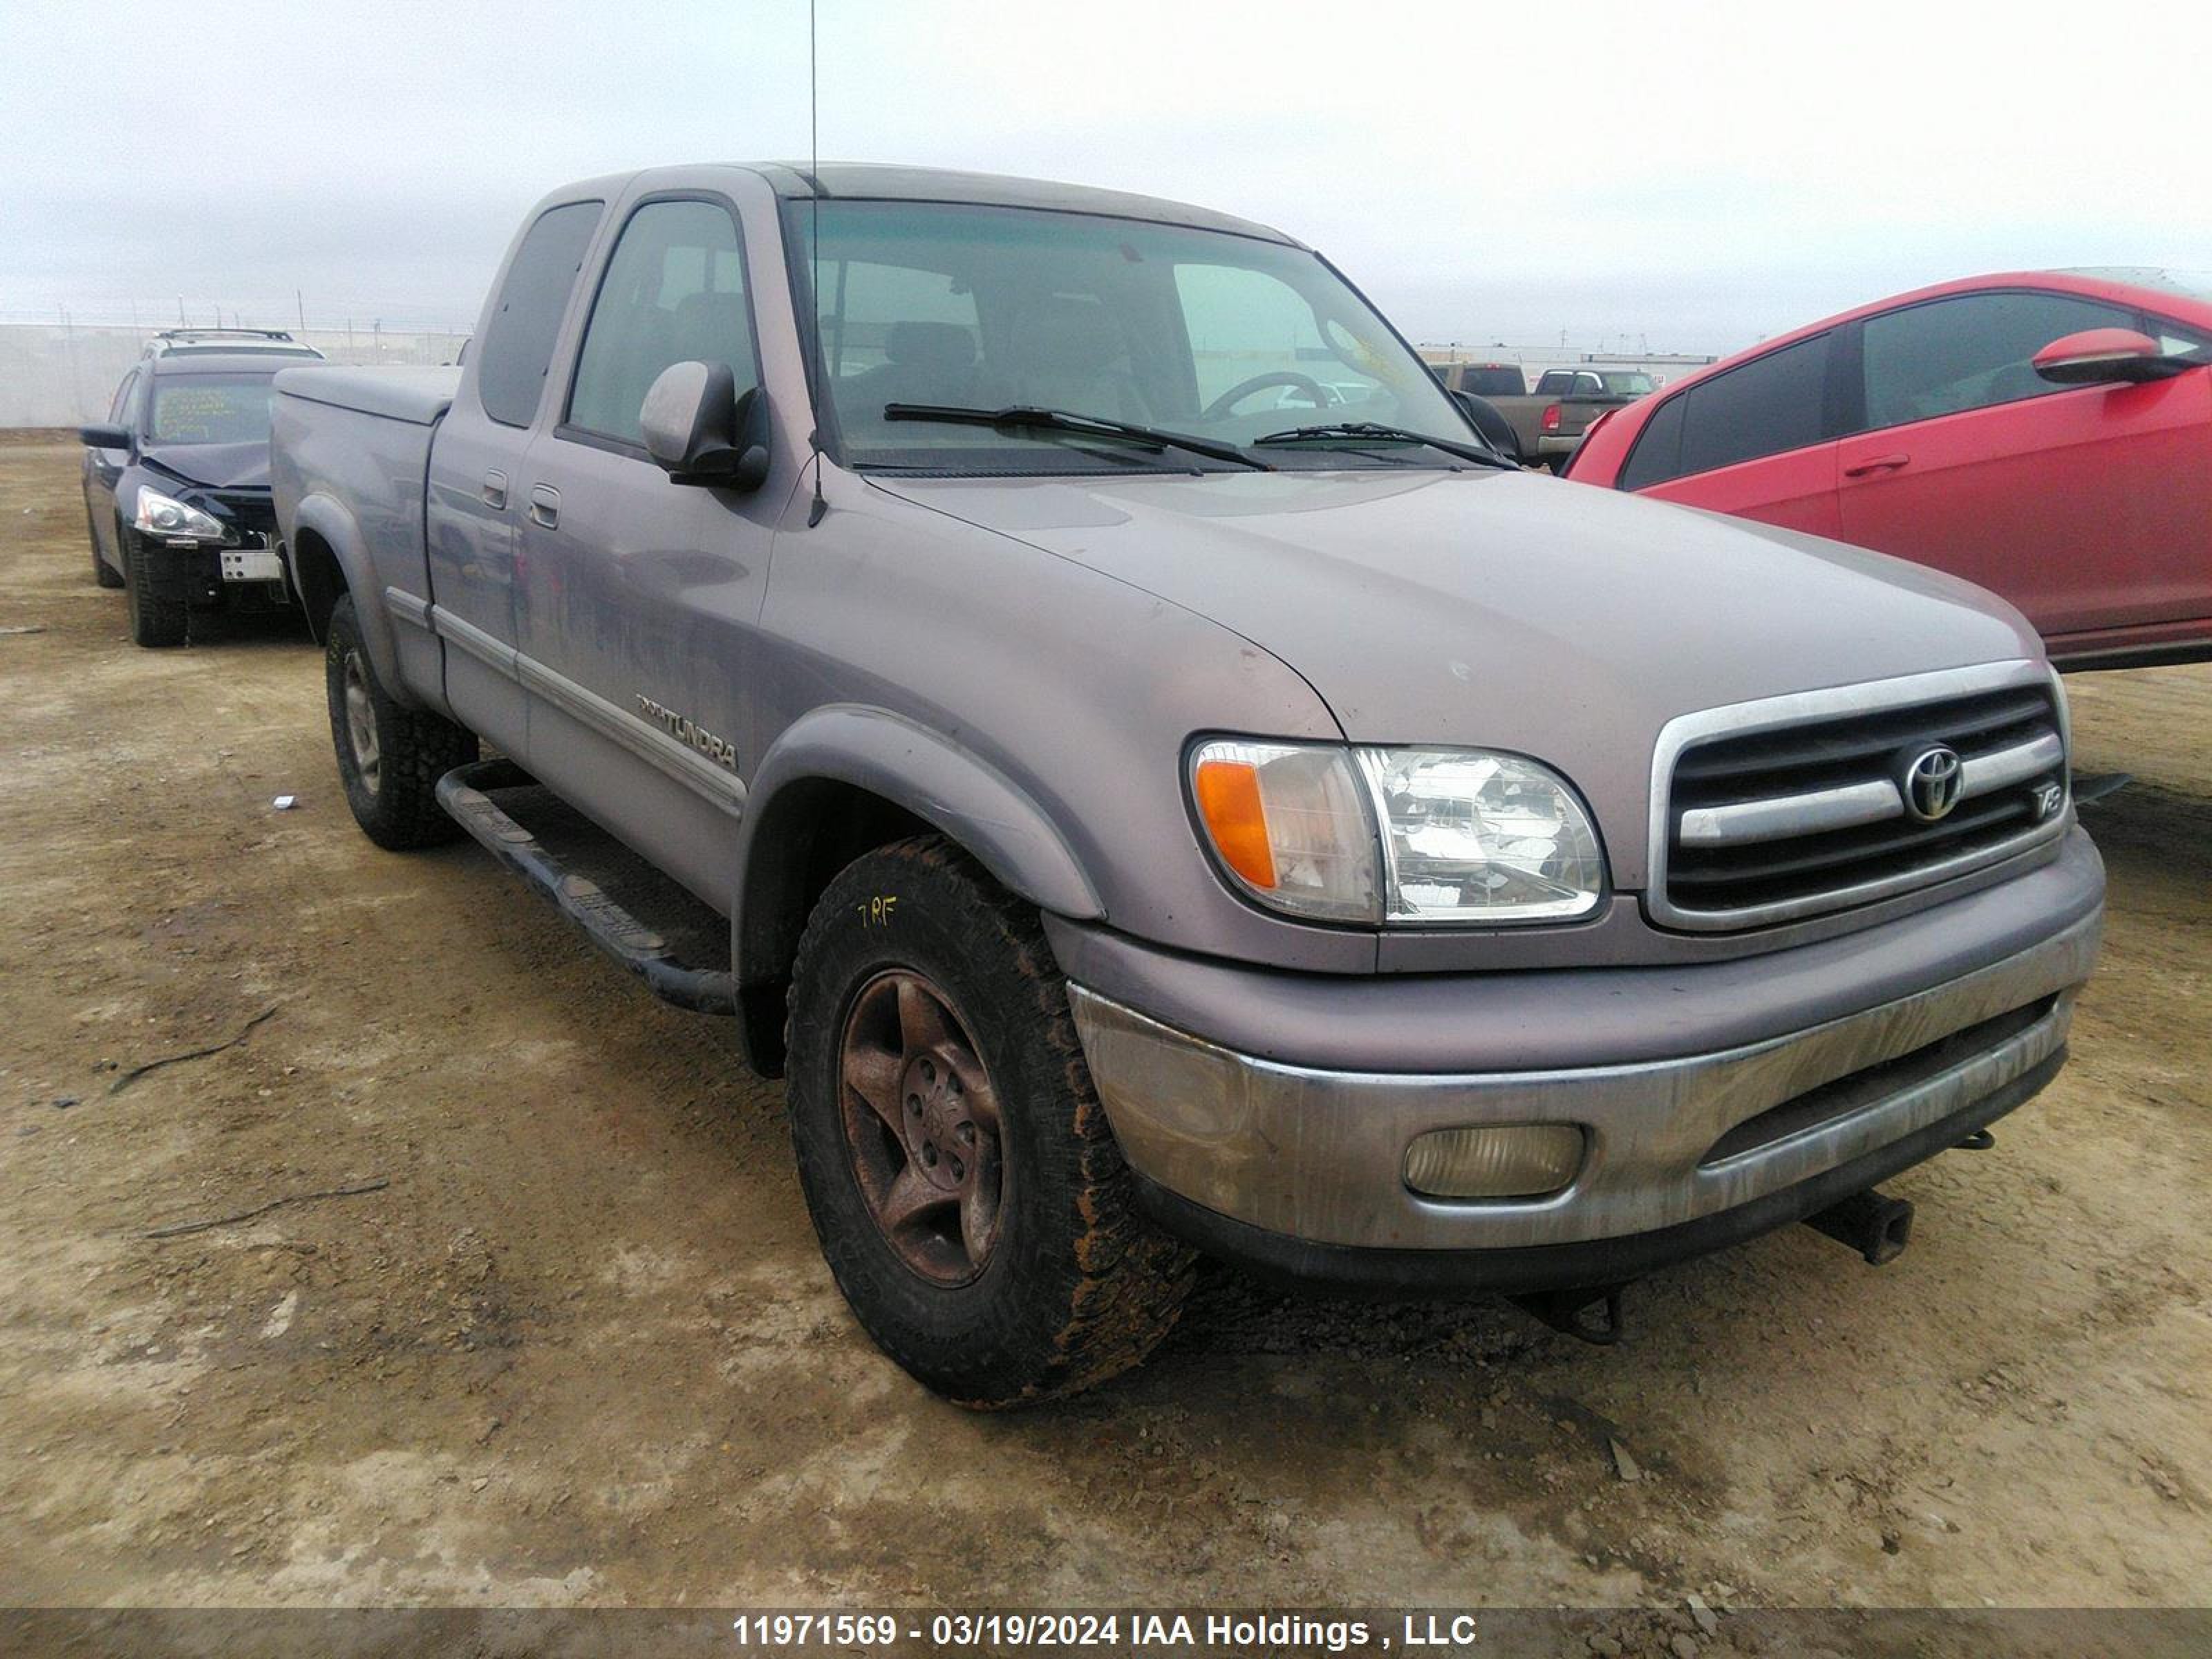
top-left (271, 163), bottom-right (2102, 1405)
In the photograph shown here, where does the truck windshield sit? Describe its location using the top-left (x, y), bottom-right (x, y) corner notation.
top-left (795, 200), bottom-right (1472, 472)
top-left (1600, 372), bottom-right (1656, 395)
top-left (147, 375), bottom-right (276, 446)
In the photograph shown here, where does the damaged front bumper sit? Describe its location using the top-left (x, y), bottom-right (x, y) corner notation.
top-left (1064, 828), bottom-right (2103, 1292)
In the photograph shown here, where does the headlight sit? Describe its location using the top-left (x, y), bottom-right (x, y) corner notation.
top-left (133, 488), bottom-right (227, 541)
top-left (1189, 740), bottom-right (1605, 926)
top-left (1358, 748), bottom-right (1605, 923)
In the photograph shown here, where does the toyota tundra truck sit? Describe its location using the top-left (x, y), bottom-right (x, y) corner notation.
top-left (270, 164), bottom-right (2102, 1406)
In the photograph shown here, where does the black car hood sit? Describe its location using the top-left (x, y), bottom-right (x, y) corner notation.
top-left (141, 441), bottom-right (270, 491)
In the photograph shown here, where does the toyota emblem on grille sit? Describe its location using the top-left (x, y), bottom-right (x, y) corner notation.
top-left (1899, 744), bottom-right (1965, 822)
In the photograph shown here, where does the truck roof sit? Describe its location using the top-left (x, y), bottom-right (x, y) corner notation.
top-left (567, 162), bottom-right (1300, 247)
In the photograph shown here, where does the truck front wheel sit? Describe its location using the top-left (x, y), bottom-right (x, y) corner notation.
top-left (325, 592), bottom-right (475, 849)
top-left (785, 834), bottom-right (1195, 1407)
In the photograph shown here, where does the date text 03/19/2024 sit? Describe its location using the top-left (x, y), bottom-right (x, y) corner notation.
top-left (727, 1611), bottom-right (1485, 1649)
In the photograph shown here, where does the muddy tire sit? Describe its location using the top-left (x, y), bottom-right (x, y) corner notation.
top-left (785, 834), bottom-right (1194, 1407)
top-left (326, 592), bottom-right (476, 850)
top-left (122, 529), bottom-right (186, 646)
top-left (89, 507), bottom-right (124, 588)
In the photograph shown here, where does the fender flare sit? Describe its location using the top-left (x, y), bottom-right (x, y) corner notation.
top-left (732, 704), bottom-right (1105, 985)
top-left (287, 492), bottom-right (418, 706)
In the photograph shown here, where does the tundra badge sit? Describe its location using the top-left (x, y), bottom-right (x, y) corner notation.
top-left (636, 694), bottom-right (739, 771)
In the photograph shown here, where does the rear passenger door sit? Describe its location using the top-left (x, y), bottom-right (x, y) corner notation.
top-left (1629, 332), bottom-right (1844, 537)
top-left (1837, 290), bottom-right (2212, 640)
top-left (423, 198), bottom-right (606, 757)
top-left (512, 192), bottom-right (773, 906)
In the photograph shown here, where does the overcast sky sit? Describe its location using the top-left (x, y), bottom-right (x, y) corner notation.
top-left (6, 0), bottom-right (2208, 354)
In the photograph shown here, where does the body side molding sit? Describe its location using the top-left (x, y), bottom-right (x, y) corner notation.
top-left (413, 597), bottom-right (746, 813)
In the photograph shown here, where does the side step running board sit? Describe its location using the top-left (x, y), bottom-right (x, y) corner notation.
top-left (435, 758), bottom-right (737, 1016)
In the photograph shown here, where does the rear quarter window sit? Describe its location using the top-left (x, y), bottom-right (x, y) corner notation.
top-left (1615, 332), bottom-right (1831, 489)
top-left (476, 200), bottom-right (605, 429)
top-left (1617, 393), bottom-right (1685, 489)
top-left (1683, 334), bottom-right (1830, 479)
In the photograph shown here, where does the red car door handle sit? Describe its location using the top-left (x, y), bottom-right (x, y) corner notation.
top-left (1844, 452), bottom-right (1911, 478)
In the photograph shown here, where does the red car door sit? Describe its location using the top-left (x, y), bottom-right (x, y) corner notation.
top-left (1645, 439), bottom-right (1841, 538)
top-left (1627, 331), bottom-right (1845, 538)
top-left (1838, 290), bottom-right (2212, 642)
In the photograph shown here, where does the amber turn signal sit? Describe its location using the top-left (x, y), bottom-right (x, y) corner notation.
top-left (1192, 758), bottom-right (1277, 890)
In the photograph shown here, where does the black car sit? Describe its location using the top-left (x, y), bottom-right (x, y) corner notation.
top-left (79, 353), bottom-right (294, 647)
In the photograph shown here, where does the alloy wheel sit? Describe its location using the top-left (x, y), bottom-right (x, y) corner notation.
top-left (342, 650), bottom-right (382, 793)
top-left (836, 969), bottom-right (1005, 1285)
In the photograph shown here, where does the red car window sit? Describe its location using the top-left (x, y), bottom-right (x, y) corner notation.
top-left (1620, 332), bottom-right (1830, 488)
top-left (1860, 292), bottom-right (2135, 429)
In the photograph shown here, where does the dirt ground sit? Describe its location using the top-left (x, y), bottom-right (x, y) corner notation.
top-left (3, 436), bottom-right (2208, 1628)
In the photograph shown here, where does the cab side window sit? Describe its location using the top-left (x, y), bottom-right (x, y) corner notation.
top-left (568, 199), bottom-right (758, 446)
top-left (476, 200), bottom-right (605, 429)
top-left (1859, 292), bottom-right (2135, 430)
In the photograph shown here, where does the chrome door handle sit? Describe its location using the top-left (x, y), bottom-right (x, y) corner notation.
top-left (1844, 452), bottom-right (1911, 478)
top-left (528, 484), bottom-right (560, 529)
top-left (481, 470), bottom-right (508, 508)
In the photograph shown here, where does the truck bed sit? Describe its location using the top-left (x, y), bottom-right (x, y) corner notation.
top-left (269, 366), bottom-right (458, 640)
top-left (272, 364), bottom-right (458, 426)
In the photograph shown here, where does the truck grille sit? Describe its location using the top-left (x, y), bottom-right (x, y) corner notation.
top-left (1652, 668), bottom-right (2069, 930)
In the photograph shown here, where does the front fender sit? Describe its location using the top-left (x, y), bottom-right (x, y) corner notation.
top-left (733, 704), bottom-right (1105, 985)
top-left (288, 493), bottom-right (418, 708)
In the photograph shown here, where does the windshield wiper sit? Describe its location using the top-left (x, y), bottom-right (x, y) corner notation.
top-left (1251, 422), bottom-right (1518, 470)
top-left (883, 404), bottom-right (1271, 471)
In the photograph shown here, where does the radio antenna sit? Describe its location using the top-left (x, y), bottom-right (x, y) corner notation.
top-left (805, 0), bottom-right (829, 527)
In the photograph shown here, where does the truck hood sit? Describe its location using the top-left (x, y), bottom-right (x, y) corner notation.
top-left (877, 467), bottom-right (2042, 885)
top-left (142, 441), bottom-right (270, 491)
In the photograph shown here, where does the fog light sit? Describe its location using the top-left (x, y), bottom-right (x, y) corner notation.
top-left (1403, 1124), bottom-right (1584, 1199)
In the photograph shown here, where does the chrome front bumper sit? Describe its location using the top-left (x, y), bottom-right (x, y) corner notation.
top-left (1068, 909), bottom-right (2098, 1257)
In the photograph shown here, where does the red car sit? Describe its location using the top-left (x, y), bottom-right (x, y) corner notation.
top-left (1564, 269), bottom-right (2212, 668)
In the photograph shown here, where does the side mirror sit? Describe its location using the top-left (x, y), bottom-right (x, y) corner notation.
top-left (639, 360), bottom-right (771, 491)
top-left (1448, 388), bottom-right (1523, 463)
top-left (78, 422), bottom-right (132, 450)
top-left (2032, 328), bottom-right (2193, 386)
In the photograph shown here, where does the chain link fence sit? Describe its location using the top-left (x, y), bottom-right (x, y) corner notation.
top-left (0, 315), bottom-right (473, 428)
